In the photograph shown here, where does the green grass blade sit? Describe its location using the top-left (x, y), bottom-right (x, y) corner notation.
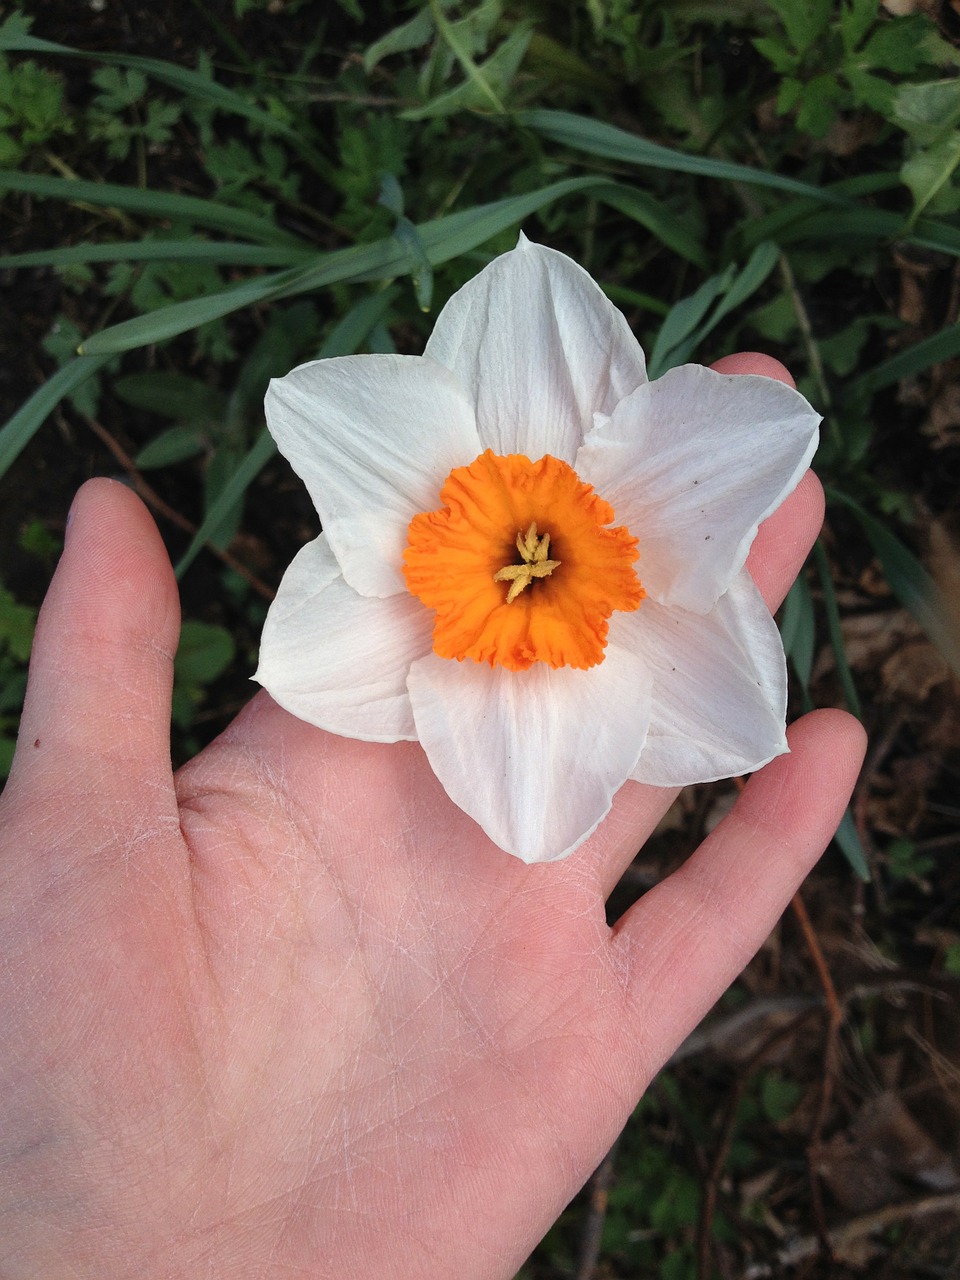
top-left (0, 171), bottom-right (305, 246)
top-left (834, 808), bottom-right (871, 881)
top-left (828, 489), bottom-right (960, 675)
top-left (175, 429), bottom-right (276, 579)
top-left (780, 574), bottom-right (815, 692)
top-left (0, 355), bottom-right (111, 479)
top-left (812, 539), bottom-right (862, 719)
top-left (647, 268), bottom-right (734, 378)
top-left (593, 182), bottom-right (708, 267)
top-left (520, 109), bottom-right (856, 205)
top-left (0, 241), bottom-right (315, 268)
top-left (80, 177), bottom-right (602, 355)
top-left (848, 323), bottom-right (960, 399)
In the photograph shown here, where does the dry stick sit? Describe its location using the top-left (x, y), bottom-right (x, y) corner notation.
top-left (574, 1134), bottom-right (622, 1280)
top-left (84, 416), bottom-right (275, 601)
top-left (790, 888), bottom-right (843, 1262)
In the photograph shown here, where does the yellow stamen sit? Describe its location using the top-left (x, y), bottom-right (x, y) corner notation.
top-left (403, 450), bottom-right (644, 671)
top-left (493, 522), bottom-right (561, 603)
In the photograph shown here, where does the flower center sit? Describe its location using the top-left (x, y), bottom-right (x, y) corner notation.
top-left (403, 450), bottom-right (644, 671)
top-left (492, 522), bottom-right (561, 603)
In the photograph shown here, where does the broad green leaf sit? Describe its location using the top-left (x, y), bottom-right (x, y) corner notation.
top-left (174, 620), bottom-right (236, 685)
top-left (364, 6), bottom-right (435, 71)
top-left (0, 354), bottom-right (111, 480)
top-left (134, 426), bottom-right (208, 469)
top-left (901, 134), bottom-right (960, 221)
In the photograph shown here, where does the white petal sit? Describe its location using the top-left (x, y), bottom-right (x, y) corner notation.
top-left (407, 645), bottom-right (653, 863)
top-left (254, 534), bottom-right (433, 741)
top-left (613, 571), bottom-right (788, 787)
top-left (577, 365), bottom-right (820, 612)
top-left (265, 355), bottom-right (482, 597)
top-left (425, 237), bottom-right (647, 465)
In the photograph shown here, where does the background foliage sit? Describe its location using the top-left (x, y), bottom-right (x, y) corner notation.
top-left (1, 0), bottom-right (959, 1275)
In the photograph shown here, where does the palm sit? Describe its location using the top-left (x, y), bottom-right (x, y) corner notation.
top-left (0, 359), bottom-right (864, 1279)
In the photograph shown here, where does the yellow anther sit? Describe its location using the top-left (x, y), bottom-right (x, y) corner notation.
top-left (493, 523), bottom-right (561, 602)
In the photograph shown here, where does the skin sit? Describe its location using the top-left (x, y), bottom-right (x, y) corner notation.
top-left (0, 353), bottom-right (865, 1279)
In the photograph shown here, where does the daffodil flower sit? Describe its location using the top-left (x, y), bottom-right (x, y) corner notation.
top-left (255, 237), bottom-right (820, 863)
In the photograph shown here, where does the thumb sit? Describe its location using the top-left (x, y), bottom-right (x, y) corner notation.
top-left (6, 478), bottom-right (181, 813)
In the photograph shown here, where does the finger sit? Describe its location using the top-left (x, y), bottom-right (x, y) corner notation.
top-left (710, 351), bottom-right (796, 387)
top-left (582, 473), bottom-right (823, 899)
top-left (611, 709), bottom-right (866, 1082)
top-left (7, 479), bottom-right (181, 808)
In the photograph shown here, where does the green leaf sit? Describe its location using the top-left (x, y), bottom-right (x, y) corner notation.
top-left (647, 268), bottom-right (734, 378)
top-left (402, 21), bottom-right (531, 119)
top-left (174, 620), bottom-right (236, 685)
top-left (0, 584), bottom-right (37, 663)
top-left (114, 372), bottom-right (226, 422)
top-left (175, 429), bottom-right (276, 579)
top-left (78, 176), bottom-right (602, 356)
top-left (813, 540), bottom-right (862, 719)
top-left (520, 109), bottom-right (858, 206)
top-left (364, 6), bottom-right (435, 72)
top-left (0, 355), bottom-right (111, 480)
top-left (134, 425), bottom-right (208, 469)
top-left (848, 322), bottom-right (960, 399)
top-left (828, 489), bottom-right (960, 676)
top-left (0, 239), bottom-right (314, 270)
top-left (0, 170), bottom-right (306, 246)
top-left (0, 16), bottom-right (327, 167)
top-left (834, 808), bottom-right (870, 881)
top-left (593, 183), bottom-right (707, 268)
top-left (901, 134), bottom-right (960, 221)
top-left (780, 574), bottom-right (815, 692)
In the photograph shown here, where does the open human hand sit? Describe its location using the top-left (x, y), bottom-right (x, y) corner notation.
top-left (0, 353), bottom-right (865, 1279)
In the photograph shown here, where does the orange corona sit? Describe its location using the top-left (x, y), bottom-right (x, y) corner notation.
top-left (403, 450), bottom-right (644, 671)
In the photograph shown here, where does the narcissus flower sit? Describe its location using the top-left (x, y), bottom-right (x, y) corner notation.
top-left (255, 237), bottom-right (820, 863)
